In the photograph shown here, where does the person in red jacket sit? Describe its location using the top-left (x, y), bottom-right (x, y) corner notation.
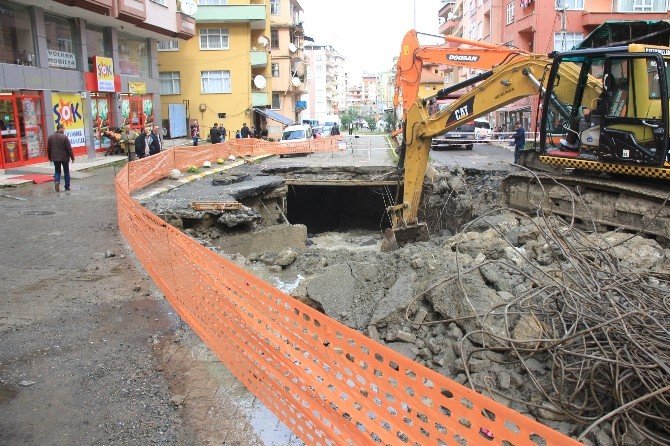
top-left (47, 124), bottom-right (74, 192)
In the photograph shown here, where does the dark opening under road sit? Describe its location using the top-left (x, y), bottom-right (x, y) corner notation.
top-left (286, 185), bottom-right (397, 233)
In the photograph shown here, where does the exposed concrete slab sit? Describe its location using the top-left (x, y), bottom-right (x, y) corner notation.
top-left (216, 224), bottom-right (307, 257)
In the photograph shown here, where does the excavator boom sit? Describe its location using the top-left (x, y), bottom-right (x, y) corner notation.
top-left (394, 30), bottom-right (526, 119)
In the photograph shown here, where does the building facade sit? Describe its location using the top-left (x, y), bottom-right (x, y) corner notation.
top-left (0, 0), bottom-right (194, 170)
top-left (304, 42), bottom-right (346, 123)
top-left (268, 0), bottom-right (307, 134)
top-left (157, 1), bottom-right (272, 140)
top-left (438, 0), bottom-right (670, 131)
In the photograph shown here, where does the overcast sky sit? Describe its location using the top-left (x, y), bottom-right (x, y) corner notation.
top-left (298, 0), bottom-right (444, 80)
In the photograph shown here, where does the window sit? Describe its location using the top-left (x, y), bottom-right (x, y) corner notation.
top-left (555, 0), bottom-right (584, 9)
top-left (45, 14), bottom-right (78, 69)
top-left (272, 92), bottom-right (281, 109)
top-left (149, 0), bottom-right (166, 5)
top-left (271, 63), bottom-right (280, 77)
top-left (316, 54), bottom-right (323, 61)
top-left (316, 65), bottom-right (324, 72)
top-left (160, 72), bottom-right (181, 94)
top-left (554, 32), bottom-right (583, 52)
top-left (270, 0), bottom-right (280, 15)
top-left (157, 40), bottom-right (179, 51)
top-left (199, 0), bottom-right (227, 4)
top-left (201, 70), bottom-right (231, 93)
top-left (0, 2), bottom-right (36, 66)
top-left (271, 29), bottom-right (279, 49)
top-left (200, 28), bottom-right (229, 50)
top-left (617, 0), bottom-right (667, 11)
top-left (118, 34), bottom-right (150, 76)
top-left (85, 25), bottom-right (111, 72)
top-left (506, 2), bottom-right (514, 24)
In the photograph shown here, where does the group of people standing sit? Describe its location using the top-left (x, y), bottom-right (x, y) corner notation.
top-left (190, 121), bottom-right (271, 144)
top-left (132, 126), bottom-right (163, 159)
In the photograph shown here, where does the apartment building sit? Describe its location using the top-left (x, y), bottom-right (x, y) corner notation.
top-left (267, 0), bottom-right (307, 134)
top-left (439, 0), bottom-right (669, 131)
top-left (303, 43), bottom-right (346, 123)
top-left (0, 0), bottom-right (194, 170)
top-left (157, 1), bottom-right (273, 140)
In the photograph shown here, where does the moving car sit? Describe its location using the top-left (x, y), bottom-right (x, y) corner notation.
top-left (430, 122), bottom-right (475, 150)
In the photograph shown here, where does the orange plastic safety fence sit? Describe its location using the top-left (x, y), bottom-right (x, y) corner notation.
top-left (117, 142), bottom-right (582, 446)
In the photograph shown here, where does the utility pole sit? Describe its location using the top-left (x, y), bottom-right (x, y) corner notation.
top-left (413, 0), bottom-right (417, 29)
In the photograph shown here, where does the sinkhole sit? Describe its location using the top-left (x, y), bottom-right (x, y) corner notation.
top-left (285, 184), bottom-right (398, 234)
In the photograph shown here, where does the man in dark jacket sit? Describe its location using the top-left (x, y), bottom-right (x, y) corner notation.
top-left (240, 123), bottom-right (250, 138)
top-left (512, 121), bottom-right (526, 164)
top-left (148, 126), bottom-right (162, 155)
top-left (47, 123), bottom-right (74, 192)
top-left (219, 124), bottom-right (226, 142)
top-left (209, 123), bottom-right (221, 143)
top-left (135, 128), bottom-right (148, 159)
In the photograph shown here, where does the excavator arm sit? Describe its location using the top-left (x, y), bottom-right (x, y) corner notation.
top-left (390, 54), bottom-right (602, 243)
top-left (394, 30), bottom-right (527, 120)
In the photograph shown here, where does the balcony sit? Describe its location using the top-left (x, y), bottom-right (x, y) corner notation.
top-left (252, 91), bottom-right (269, 107)
top-left (176, 12), bottom-right (196, 39)
top-left (440, 17), bottom-right (461, 35)
top-left (195, 4), bottom-right (266, 30)
top-left (53, 0), bottom-right (112, 15)
top-left (116, 0), bottom-right (146, 24)
top-left (581, 11), bottom-right (670, 27)
top-left (250, 50), bottom-right (268, 68)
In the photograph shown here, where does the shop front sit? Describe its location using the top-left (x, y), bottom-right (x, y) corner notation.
top-left (122, 82), bottom-right (154, 132)
top-left (0, 91), bottom-right (47, 169)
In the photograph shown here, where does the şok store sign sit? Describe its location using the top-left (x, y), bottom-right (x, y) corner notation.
top-left (52, 92), bottom-right (85, 148)
top-left (94, 56), bottom-right (115, 92)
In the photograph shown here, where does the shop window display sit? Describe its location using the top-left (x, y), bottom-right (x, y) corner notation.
top-left (0, 92), bottom-right (46, 168)
top-left (86, 26), bottom-right (111, 72)
top-left (0, 2), bottom-right (36, 66)
top-left (121, 95), bottom-right (154, 132)
top-left (44, 14), bottom-right (78, 70)
top-left (118, 34), bottom-right (150, 77)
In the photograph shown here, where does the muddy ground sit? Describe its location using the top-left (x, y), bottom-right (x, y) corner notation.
top-left (0, 166), bottom-right (298, 446)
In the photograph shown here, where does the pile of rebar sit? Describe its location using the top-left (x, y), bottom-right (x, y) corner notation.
top-left (452, 173), bottom-right (670, 445)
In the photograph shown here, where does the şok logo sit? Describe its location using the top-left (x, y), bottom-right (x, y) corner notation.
top-left (53, 98), bottom-right (82, 127)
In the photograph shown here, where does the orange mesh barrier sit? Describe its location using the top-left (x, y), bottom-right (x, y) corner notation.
top-left (117, 141), bottom-right (582, 446)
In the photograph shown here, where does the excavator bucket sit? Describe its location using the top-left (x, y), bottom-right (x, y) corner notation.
top-left (392, 222), bottom-right (430, 246)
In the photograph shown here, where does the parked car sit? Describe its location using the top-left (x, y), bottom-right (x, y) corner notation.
top-left (279, 124), bottom-right (313, 157)
top-left (312, 125), bottom-right (331, 137)
top-left (280, 124), bottom-right (312, 143)
top-left (431, 122), bottom-right (476, 150)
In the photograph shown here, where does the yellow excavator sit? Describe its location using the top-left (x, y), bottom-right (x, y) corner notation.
top-left (390, 21), bottom-right (670, 245)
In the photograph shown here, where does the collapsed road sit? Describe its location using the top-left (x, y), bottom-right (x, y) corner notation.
top-left (136, 134), bottom-right (670, 445)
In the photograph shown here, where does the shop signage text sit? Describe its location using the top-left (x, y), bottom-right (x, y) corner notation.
top-left (48, 50), bottom-right (76, 69)
top-left (52, 92), bottom-right (86, 148)
top-left (94, 56), bottom-right (115, 92)
top-left (129, 82), bottom-right (147, 95)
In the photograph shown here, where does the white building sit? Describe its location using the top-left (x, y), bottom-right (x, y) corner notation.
top-left (304, 43), bottom-right (346, 123)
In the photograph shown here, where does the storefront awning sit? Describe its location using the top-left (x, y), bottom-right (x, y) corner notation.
top-left (254, 108), bottom-right (293, 126)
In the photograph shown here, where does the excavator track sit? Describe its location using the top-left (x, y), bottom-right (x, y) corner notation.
top-left (500, 170), bottom-right (670, 243)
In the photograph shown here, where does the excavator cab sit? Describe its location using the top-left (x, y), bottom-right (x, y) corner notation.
top-left (540, 46), bottom-right (669, 166)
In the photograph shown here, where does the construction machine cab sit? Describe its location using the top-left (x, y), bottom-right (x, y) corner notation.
top-left (540, 45), bottom-right (669, 166)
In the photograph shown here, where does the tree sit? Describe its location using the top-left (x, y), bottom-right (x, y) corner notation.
top-left (340, 107), bottom-right (360, 129)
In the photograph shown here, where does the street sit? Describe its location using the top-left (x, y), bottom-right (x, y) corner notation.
top-left (429, 142), bottom-right (516, 171)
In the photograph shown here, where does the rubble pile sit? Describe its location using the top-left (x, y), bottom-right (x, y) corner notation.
top-left (238, 209), bottom-right (670, 445)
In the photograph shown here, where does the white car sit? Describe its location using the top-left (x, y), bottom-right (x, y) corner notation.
top-left (280, 124), bottom-right (313, 143)
top-left (473, 118), bottom-right (492, 140)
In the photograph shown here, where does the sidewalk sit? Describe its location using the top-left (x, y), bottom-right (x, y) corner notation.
top-left (0, 137), bottom-right (193, 188)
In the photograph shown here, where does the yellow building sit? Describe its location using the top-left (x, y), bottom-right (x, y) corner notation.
top-left (157, 0), bottom-right (275, 140)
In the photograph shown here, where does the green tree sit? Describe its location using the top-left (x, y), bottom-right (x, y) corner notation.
top-left (340, 107), bottom-right (360, 128)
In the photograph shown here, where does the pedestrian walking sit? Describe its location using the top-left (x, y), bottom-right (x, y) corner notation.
top-left (135, 128), bottom-right (149, 159)
top-left (209, 123), bottom-right (221, 144)
top-left (512, 121), bottom-right (526, 164)
top-left (47, 123), bottom-right (74, 192)
top-left (348, 124), bottom-right (353, 136)
top-left (240, 123), bottom-right (250, 138)
top-left (190, 120), bottom-right (200, 146)
top-left (148, 126), bottom-right (162, 156)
